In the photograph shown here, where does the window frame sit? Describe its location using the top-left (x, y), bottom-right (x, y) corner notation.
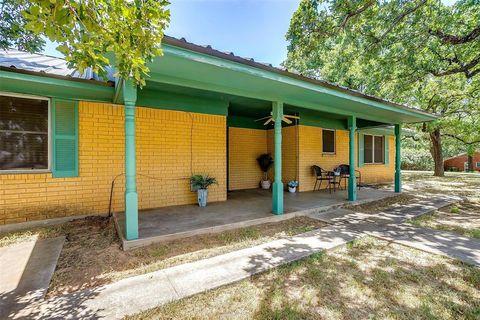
top-left (0, 92), bottom-right (51, 174)
top-left (364, 134), bottom-right (384, 164)
top-left (322, 129), bottom-right (336, 155)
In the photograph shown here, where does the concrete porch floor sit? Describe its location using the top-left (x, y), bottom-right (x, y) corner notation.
top-left (114, 188), bottom-right (394, 250)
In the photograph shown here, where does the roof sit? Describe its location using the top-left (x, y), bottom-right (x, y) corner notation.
top-left (0, 49), bottom-right (115, 82)
top-left (444, 152), bottom-right (480, 161)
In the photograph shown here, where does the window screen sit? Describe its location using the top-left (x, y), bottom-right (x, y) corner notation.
top-left (363, 134), bottom-right (384, 164)
top-left (322, 129), bottom-right (335, 153)
top-left (0, 95), bottom-right (49, 170)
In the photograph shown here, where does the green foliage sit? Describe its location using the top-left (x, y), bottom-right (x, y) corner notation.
top-left (0, 0), bottom-right (45, 51)
top-left (4, 0), bottom-right (170, 87)
top-left (190, 174), bottom-right (218, 190)
top-left (284, 0), bottom-right (480, 170)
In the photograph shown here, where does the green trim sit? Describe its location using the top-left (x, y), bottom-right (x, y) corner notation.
top-left (272, 101), bottom-right (284, 215)
top-left (137, 89), bottom-right (228, 115)
top-left (359, 127), bottom-right (395, 136)
top-left (299, 113), bottom-right (347, 130)
top-left (395, 124), bottom-right (402, 193)
top-left (0, 70), bottom-right (114, 102)
top-left (348, 116), bottom-right (357, 201)
top-left (227, 115), bottom-right (267, 129)
top-left (384, 136), bottom-right (390, 165)
top-left (358, 133), bottom-right (365, 167)
top-left (52, 99), bottom-right (79, 178)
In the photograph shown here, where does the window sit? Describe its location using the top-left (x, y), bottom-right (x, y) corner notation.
top-left (0, 94), bottom-right (49, 171)
top-left (364, 134), bottom-right (384, 164)
top-left (476, 162), bottom-right (480, 168)
top-left (322, 129), bottom-right (335, 154)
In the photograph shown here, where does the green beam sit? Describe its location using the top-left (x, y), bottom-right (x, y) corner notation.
top-left (0, 69), bottom-right (114, 102)
top-left (348, 116), bottom-right (357, 201)
top-left (123, 79), bottom-right (139, 240)
top-left (272, 101), bottom-right (284, 215)
top-left (227, 115), bottom-right (267, 130)
top-left (395, 124), bottom-right (402, 193)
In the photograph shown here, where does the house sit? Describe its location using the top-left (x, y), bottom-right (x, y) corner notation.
top-left (0, 36), bottom-right (436, 243)
top-left (444, 152), bottom-right (480, 172)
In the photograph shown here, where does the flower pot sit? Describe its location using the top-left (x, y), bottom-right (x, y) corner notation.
top-left (260, 180), bottom-right (271, 189)
top-left (288, 186), bottom-right (296, 193)
top-left (197, 189), bottom-right (208, 207)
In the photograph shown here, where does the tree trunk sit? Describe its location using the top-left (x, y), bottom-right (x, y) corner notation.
top-left (429, 128), bottom-right (444, 177)
top-left (467, 154), bottom-right (474, 172)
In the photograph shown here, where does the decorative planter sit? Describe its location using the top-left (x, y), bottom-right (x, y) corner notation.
top-left (197, 189), bottom-right (208, 207)
top-left (260, 180), bottom-right (271, 189)
top-left (288, 186), bottom-right (296, 193)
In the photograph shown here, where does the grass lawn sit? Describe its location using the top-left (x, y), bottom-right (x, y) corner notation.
top-left (127, 237), bottom-right (480, 320)
top-left (0, 216), bottom-right (325, 296)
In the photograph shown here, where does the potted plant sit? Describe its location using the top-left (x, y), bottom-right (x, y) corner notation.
top-left (190, 174), bottom-right (218, 207)
top-left (288, 180), bottom-right (298, 193)
top-left (257, 153), bottom-right (273, 189)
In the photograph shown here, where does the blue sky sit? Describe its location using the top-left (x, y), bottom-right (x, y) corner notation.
top-left (42, 0), bottom-right (458, 66)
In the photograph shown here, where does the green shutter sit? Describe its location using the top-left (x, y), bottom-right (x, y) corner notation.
top-left (384, 135), bottom-right (389, 165)
top-left (358, 133), bottom-right (364, 167)
top-left (52, 99), bottom-right (78, 177)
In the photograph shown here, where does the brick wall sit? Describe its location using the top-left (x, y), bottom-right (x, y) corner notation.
top-left (228, 127), bottom-right (267, 190)
top-left (444, 152), bottom-right (480, 171)
top-left (0, 101), bottom-right (226, 225)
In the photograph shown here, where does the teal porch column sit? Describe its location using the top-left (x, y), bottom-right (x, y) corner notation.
top-left (272, 101), bottom-right (284, 214)
top-left (348, 116), bottom-right (357, 201)
top-left (124, 80), bottom-right (139, 240)
top-left (395, 124), bottom-right (402, 193)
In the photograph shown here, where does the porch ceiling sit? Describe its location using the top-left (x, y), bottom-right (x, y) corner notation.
top-left (141, 40), bottom-right (436, 125)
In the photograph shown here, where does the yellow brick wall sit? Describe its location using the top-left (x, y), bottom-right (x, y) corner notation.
top-left (0, 101), bottom-right (226, 225)
top-left (266, 126), bottom-right (299, 184)
top-left (297, 125), bottom-right (395, 192)
top-left (228, 127), bottom-right (267, 190)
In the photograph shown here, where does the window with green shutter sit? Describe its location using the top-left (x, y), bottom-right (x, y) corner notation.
top-left (52, 99), bottom-right (78, 177)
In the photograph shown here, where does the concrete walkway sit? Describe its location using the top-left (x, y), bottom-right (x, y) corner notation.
top-left (0, 237), bottom-right (65, 319)
top-left (10, 194), bottom-right (478, 319)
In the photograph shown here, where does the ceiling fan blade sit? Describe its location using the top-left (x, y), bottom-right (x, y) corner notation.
top-left (282, 117), bottom-right (293, 124)
top-left (284, 114), bottom-right (300, 119)
top-left (263, 118), bottom-right (273, 125)
top-left (255, 115), bottom-right (272, 122)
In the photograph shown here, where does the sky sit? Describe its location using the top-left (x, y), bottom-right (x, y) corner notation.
top-left (42, 0), bottom-right (458, 67)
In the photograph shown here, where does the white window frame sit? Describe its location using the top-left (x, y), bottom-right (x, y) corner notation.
top-left (0, 92), bottom-right (51, 174)
top-left (364, 134), bottom-right (384, 164)
top-left (322, 129), bottom-right (336, 154)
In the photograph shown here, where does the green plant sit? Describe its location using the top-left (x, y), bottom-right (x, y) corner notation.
top-left (450, 206), bottom-right (460, 214)
top-left (288, 180), bottom-right (298, 188)
top-left (190, 174), bottom-right (217, 190)
top-left (256, 154), bottom-right (273, 181)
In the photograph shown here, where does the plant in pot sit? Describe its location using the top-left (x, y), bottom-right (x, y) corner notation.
top-left (190, 174), bottom-right (218, 207)
top-left (288, 180), bottom-right (298, 193)
top-left (257, 153), bottom-right (273, 189)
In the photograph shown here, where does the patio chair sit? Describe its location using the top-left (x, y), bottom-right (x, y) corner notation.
top-left (312, 165), bottom-right (338, 193)
top-left (334, 164), bottom-right (361, 191)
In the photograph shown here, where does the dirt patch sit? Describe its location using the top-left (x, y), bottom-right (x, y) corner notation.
top-left (410, 201), bottom-right (480, 239)
top-left (129, 237), bottom-right (480, 320)
top-left (344, 194), bottom-right (415, 214)
top-left (0, 215), bottom-right (325, 297)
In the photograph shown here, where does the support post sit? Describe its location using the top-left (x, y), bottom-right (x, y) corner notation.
top-left (272, 101), bottom-right (284, 214)
top-left (124, 80), bottom-right (138, 240)
top-left (395, 124), bottom-right (402, 193)
top-left (348, 116), bottom-right (357, 201)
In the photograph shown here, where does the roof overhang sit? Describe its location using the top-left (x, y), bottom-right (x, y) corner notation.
top-left (142, 37), bottom-right (436, 124)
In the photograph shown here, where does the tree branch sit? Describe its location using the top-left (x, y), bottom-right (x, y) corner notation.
top-left (442, 133), bottom-right (480, 145)
top-left (429, 25), bottom-right (480, 45)
top-left (431, 54), bottom-right (480, 78)
top-left (339, 1), bottom-right (374, 29)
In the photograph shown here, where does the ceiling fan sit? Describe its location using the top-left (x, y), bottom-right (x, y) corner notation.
top-left (254, 113), bottom-right (300, 126)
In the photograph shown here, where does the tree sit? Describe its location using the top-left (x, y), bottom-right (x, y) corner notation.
top-left (0, 0), bottom-right (170, 86)
top-left (284, 0), bottom-right (480, 176)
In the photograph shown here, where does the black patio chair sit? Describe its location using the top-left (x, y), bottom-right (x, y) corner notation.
top-left (334, 164), bottom-right (361, 190)
top-left (312, 165), bottom-right (337, 193)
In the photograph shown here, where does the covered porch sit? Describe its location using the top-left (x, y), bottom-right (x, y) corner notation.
top-left (115, 188), bottom-right (393, 250)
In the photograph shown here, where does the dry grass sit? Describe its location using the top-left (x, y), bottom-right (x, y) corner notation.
top-left (127, 237), bottom-right (480, 320)
top-left (0, 216), bottom-right (325, 297)
top-left (344, 194), bottom-right (415, 214)
top-left (410, 201), bottom-right (480, 239)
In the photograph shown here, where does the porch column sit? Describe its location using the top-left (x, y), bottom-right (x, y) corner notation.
top-left (348, 116), bottom-right (357, 201)
top-left (124, 81), bottom-right (138, 240)
top-left (395, 124), bottom-right (402, 193)
top-left (272, 101), bottom-right (284, 214)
